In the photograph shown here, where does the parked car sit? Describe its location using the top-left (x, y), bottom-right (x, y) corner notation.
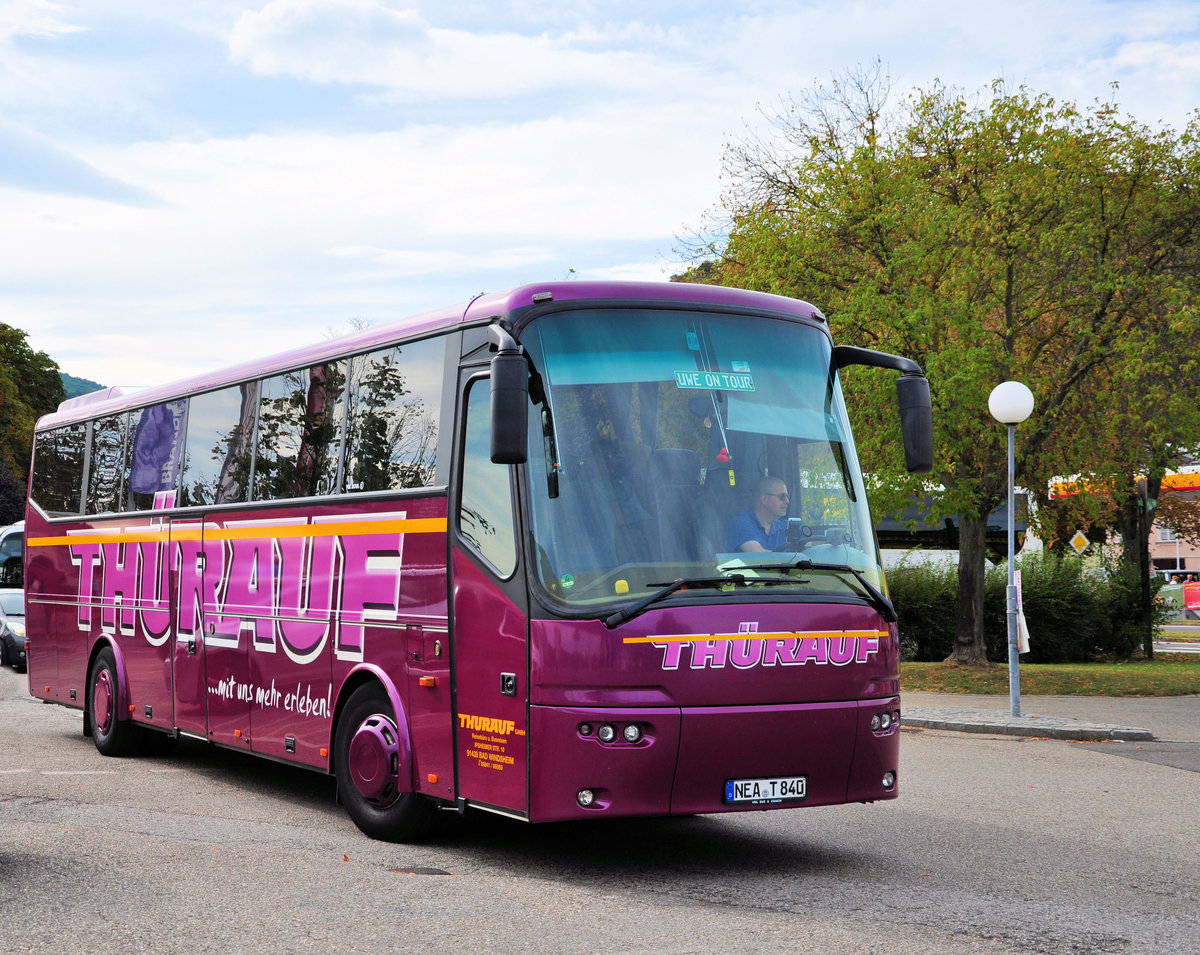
top-left (0, 588), bottom-right (25, 671)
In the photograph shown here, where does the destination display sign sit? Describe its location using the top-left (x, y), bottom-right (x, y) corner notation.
top-left (674, 370), bottom-right (755, 392)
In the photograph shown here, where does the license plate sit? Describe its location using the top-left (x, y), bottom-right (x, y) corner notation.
top-left (724, 774), bottom-right (807, 805)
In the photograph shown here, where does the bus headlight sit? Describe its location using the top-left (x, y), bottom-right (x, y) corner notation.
top-left (577, 789), bottom-right (596, 807)
top-left (882, 772), bottom-right (896, 790)
top-left (596, 724), bottom-right (616, 743)
top-left (622, 724), bottom-right (642, 744)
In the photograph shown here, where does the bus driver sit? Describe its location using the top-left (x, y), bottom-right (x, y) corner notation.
top-left (726, 476), bottom-right (790, 552)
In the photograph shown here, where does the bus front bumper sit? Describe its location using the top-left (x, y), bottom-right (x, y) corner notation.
top-left (527, 697), bottom-right (901, 823)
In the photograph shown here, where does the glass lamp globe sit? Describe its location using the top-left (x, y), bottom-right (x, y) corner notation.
top-left (988, 381), bottom-right (1034, 425)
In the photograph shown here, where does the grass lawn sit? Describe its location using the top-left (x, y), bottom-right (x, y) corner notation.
top-left (901, 654), bottom-right (1200, 697)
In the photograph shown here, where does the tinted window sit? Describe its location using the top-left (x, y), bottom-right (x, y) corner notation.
top-left (254, 361), bottom-right (346, 500)
top-left (179, 385), bottom-right (257, 507)
top-left (0, 533), bottom-right (21, 562)
top-left (459, 379), bottom-right (517, 576)
top-left (343, 338), bottom-right (442, 493)
top-left (88, 413), bottom-right (129, 514)
top-left (0, 532), bottom-right (22, 587)
top-left (31, 425), bottom-right (86, 515)
top-left (127, 399), bottom-right (187, 510)
top-left (522, 308), bottom-right (881, 607)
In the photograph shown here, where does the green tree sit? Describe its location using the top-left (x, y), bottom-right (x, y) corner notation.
top-left (0, 457), bottom-right (25, 525)
top-left (1018, 113), bottom-right (1200, 657)
top-left (0, 323), bottom-right (66, 484)
top-left (685, 67), bottom-right (1200, 664)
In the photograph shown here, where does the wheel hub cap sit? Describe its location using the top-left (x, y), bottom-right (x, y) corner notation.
top-left (93, 669), bottom-right (114, 735)
top-left (347, 714), bottom-right (401, 805)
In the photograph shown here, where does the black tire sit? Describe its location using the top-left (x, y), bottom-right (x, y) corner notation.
top-left (334, 683), bottom-right (433, 842)
top-left (88, 648), bottom-right (139, 757)
top-left (0, 641), bottom-right (6, 668)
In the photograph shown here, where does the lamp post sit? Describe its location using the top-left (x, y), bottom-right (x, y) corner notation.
top-left (988, 381), bottom-right (1034, 718)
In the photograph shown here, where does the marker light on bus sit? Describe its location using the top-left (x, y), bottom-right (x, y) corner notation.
top-left (882, 772), bottom-right (896, 791)
top-left (578, 723), bottom-right (593, 737)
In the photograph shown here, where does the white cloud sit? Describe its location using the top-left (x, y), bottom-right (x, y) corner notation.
top-left (0, 121), bottom-right (162, 202)
top-left (0, 99), bottom-right (726, 383)
top-left (229, 0), bottom-right (431, 84)
top-left (327, 244), bottom-right (556, 275)
top-left (228, 0), bottom-right (682, 99)
top-left (3, 106), bottom-right (722, 276)
top-left (0, 0), bottom-right (83, 40)
top-left (4, 0), bottom-right (1200, 389)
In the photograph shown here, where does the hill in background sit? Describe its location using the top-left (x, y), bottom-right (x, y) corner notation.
top-left (61, 372), bottom-right (105, 400)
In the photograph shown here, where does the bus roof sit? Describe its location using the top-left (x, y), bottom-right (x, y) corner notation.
top-left (38, 281), bottom-right (822, 429)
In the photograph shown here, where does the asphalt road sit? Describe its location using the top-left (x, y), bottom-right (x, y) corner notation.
top-left (2, 665), bottom-right (1197, 954)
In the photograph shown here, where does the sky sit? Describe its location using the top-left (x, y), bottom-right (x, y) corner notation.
top-left (3, 0), bottom-right (1199, 390)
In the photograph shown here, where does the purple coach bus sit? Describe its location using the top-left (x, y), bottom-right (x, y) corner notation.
top-left (25, 281), bottom-right (932, 841)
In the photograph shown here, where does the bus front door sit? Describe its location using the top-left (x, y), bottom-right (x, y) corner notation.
top-left (450, 374), bottom-right (530, 817)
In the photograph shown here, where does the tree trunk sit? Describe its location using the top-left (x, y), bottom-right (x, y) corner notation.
top-left (1115, 482), bottom-right (1158, 660)
top-left (945, 515), bottom-right (990, 665)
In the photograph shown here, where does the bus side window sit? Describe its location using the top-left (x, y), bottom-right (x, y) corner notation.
top-left (343, 338), bottom-right (442, 493)
top-left (178, 384), bottom-right (257, 507)
top-left (126, 399), bottom-right (186, 510)
top-left (255, 361), bottom-right (346, 500)
top-left (458, 380), bottom-right (517, 577)
top-left (31, 424), bottom-right (87, 516)
top-left (88, 412), bottom-right (129, 514)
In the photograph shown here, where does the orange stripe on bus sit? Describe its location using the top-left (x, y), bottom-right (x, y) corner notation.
top-left (26, 517), bottom-right (448, 548)
top-left (622, 630), bottom-right (890, 644)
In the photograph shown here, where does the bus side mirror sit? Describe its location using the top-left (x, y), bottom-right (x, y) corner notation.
top-left (832, 345), bottom-right (934, 475)
top-left (488, 326), bottom-right (529, 465)
top-left (896, 373), bottom-right (933, 475)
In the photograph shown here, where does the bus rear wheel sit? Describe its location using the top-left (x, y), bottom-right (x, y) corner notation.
top-left (89, 647), bottom-right (138, 757)
top-left (334, 684), bottom-right (433, 842)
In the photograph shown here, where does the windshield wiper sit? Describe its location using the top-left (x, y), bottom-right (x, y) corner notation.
top-left (746, 559), bottom-right (898, 623)
top-left (603, 574), bottom-right (795, 629)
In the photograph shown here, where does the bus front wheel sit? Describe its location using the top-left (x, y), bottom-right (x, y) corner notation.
top-left (334, 684), bottom-right (433, 842)
top-left (89, 647), bottom-right (138, 757)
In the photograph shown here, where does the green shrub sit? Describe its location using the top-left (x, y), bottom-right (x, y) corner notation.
top-left (981, 550), bottom-right (1097, 663)
top-left (1085, 557), bottom-right (1172, 659)
top-left (886, 555), bottom-right (958, 661)
top-left (886, 549), bottom-right (1167, 663)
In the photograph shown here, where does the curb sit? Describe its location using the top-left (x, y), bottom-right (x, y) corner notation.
top-left (902, 709), bottom-right (1155, 742)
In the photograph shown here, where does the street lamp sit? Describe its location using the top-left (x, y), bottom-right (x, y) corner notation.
top-left (989, 381), bottom-right (1034, 718)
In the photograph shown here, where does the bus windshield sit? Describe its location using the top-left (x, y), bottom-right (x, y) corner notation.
top-left (522, 308), bottom-right (881, 610)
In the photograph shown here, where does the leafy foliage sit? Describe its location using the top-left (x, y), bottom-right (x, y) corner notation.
top-left (0, 457), bottom-right (25, 524)
top-left (0, 323), bottom-right (66, 483)
top-left (682, 64), bottom-right (1200, 664)
top-left (890, 549), bottom-right (1172, 662)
